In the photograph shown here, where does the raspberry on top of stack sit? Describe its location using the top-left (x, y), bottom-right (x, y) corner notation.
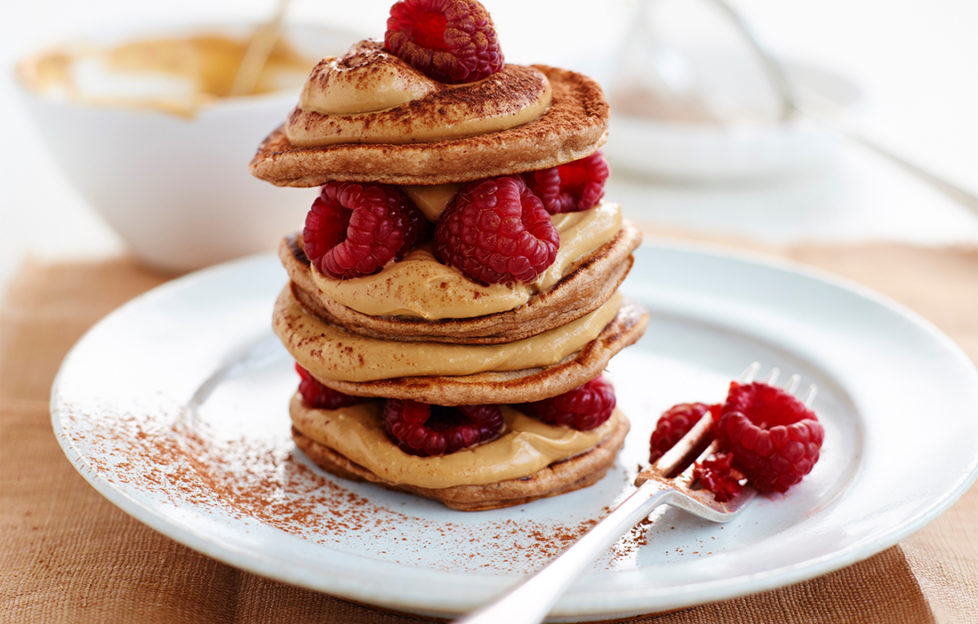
top-left (251, 0), bottom-right (650, 511)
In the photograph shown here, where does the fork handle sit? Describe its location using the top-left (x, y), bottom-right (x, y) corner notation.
top-left (455, 481), bottom-right (676, 624)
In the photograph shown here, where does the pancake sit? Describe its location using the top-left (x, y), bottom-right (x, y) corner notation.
top-left (249, 65), bottom-right (608, 187)
top-left (276, 288), bottom-right (650, 405)
top-left (291, 409), bottom-right (629, 511)
top-left (280, 220), bottom-right (642, 345)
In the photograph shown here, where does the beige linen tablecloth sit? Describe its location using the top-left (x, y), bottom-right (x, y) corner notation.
top-left (1, 236), bottom-right (976, 623)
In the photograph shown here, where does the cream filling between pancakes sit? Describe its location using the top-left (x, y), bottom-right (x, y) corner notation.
top-left (309, 202), bottom-right (623, 320)
top-left (290, 393), bottom-right (621, 488)
top-left (275, 289), bottom-right (622, 382)
top-left (285, 40), bottom-right (552, 146)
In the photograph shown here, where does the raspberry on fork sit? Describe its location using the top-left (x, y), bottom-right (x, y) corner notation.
top-left (649, 402), bottom-right (719, 464)
top-left (524, 152), bottom-right (610, 214)
top-left (715, 381), bottom-right (824, 493)
top-left (521, 376), bottom-right (616, 431)
top-left (385, 0), bottom-right (504, 84)
top-left (303, 182), bottom-right (427, 279)
top-left (433, 175), bottom-right (559, 285)
top-left (692, 452), bottom-right (745, 503)
top-left (295, 363), bottom-right (367, 410)
top-left (384, 399), bottom-right (504, 456)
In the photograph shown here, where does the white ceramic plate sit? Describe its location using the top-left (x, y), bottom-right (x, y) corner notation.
top-left (51, 242), bottom-right (978, 621)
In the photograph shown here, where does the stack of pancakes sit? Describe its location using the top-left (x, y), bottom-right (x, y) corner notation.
top-left (251, 55), bottom-right (649, 510)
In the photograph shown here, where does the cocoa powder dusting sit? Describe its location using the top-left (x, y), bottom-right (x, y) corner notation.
top-left (57, 399), bottom-right (664, 574)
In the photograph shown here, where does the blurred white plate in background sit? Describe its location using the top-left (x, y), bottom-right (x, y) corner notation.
top-left (605, 58), bottom-right (859, 182)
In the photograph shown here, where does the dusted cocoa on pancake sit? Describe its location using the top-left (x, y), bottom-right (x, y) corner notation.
top-left (280, 220), bottom-right (642, 345)
top-left (290, 406), bottom-right (630, 511)
top-left (289, 44), bottom-right (553, 147)
top-left (249, 65), bottom-right (608, 187)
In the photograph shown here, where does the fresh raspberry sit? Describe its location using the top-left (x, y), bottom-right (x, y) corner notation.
top-left (524, 152), bottom-right (610, 214)
top-left (295, 363), bottom-right (366, 410)
top-left (692, 452), bottom-right (745, 503)
top-left (385, 0), bottom-right (504, 83)
top-left (715, 381), bottom-right (824, 494)
top-left (303, 182), bottom-right (427, 279)
top-left (521, 377), bottom-right (616, 431)
top-left (384, 399), bottom-right (504, 456)
top-left (433, 176), bottom-right (559, 285)
top-left (649, 402), bottom-right (719, 464)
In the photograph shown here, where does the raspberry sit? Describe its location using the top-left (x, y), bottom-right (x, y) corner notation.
top-left (295, 363), bottom-right (366, 410)
top-left (433, 176), bottom-right (559, 285)
top-left (521, 377), bottom-right (616, 431)
top-left (715, 381), bottom-right (824, 494)
top-left (303, 182), bottom-right (427, 279)
top-left (384, 399), bottom-right (504, 456)
top-left (649, 402), bottom-right (719, 464)
top-left (692, 452), bottom-right (745, 503)
top-left (385, 0), bottom-right (504, 83)
top-left (524, 152), bottom-right (610, 215)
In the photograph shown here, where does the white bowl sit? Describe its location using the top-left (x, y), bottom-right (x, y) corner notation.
top-left (14, 21), bottom-right (358, 272)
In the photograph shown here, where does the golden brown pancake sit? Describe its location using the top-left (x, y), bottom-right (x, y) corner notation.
top-left (249, 65), bottom-right (608, 187)
top-left (280, 220), bottom-right (642, 345)
top-left (291, 411), bottom-right (629, 511)
top-left (275, 287), bottom-right (649, 405)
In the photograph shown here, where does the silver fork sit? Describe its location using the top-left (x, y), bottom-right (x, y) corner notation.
top-left (455, 363), bottom-right (817, 624)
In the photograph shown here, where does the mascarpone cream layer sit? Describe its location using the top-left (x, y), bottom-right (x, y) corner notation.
top-left (286, 40), bottom-right (551, 146)
top-left (310, 202), bottom-right (623, 319)
top-left (291, 393), bottom-right (620, 488)
top-left (276, 290), bottom-right (622, 382)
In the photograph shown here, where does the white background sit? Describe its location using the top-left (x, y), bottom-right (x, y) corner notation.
top-left (1, 0), bottom-right (977, 291)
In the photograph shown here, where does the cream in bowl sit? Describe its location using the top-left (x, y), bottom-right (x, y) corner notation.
top-left (18, 33), bottom-right (313, 117)
top-left (14, 23), bottom-right (357, 272)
